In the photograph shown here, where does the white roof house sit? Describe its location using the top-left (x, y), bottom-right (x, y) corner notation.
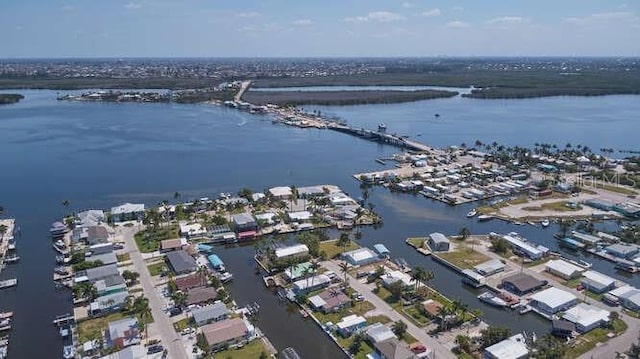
top-left (329, 192), bottom-right (357, 206)
top-left (381, 270), bottom-right (413, 288)
top-left (251, 193), bottom-right (266, 202)
top-left (179, 222), bottom-right (207, 238)
top-left (254, 212), bottom-right (277, 225)
top-left (365, 323), bottom-right (396, 344)
top-left (336, 314), bottom-right (367, 334)
top-left (484, 333), bottom-right (529, 359)
top-left (269, 186), bottom-right (293, 198)
top-left (530, 287), bottom-right (578, 315)
top-left (292, 274), bottom-right (331, 294)
top-left (275, 244), bottom-right (309, 260)
top-left (563, 303), bottom-right (610, 333)
top-left (581, 270), bottom-right (617, 293)
top-left (474, 259), bottom-right (506, 276)
top-left (288, 211), bottom-right (313, 222)
top-left (545, 259), bottom-right (585, 279)
top-left (608, 285), bottom-right (637, 298)
top-left (342, 247), bottom-right (379, 266)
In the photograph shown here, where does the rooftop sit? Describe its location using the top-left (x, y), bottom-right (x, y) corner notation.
top-left (484, 334), bottom-right (529, 359)
top-left (165, 250), bottom-right (197, 274)
top-left (201, 318), bottom-right (250, 346)
top-left (531, 287), bottom-right (576, 308)
top-left (563, 303), bottom-right (610, 329)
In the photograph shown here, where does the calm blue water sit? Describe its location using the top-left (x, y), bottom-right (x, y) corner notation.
top-left (1, 90), bottom-right (639, 358)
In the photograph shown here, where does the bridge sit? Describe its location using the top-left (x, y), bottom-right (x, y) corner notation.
top-left (327, 124), bottom-right (433, 152)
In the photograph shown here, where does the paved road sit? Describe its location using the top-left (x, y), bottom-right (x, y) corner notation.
top-left (322, 261), bottom-right (455, 359)
top-left (120, 225), bottom-right (190, 359)
top-left (234, 80), bottom-right (252, 102)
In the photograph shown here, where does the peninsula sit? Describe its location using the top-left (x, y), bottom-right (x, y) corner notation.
top-left (0, 94), bottom-right (24, 105)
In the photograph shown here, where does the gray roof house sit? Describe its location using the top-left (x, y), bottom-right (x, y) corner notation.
top-left (106, 317), bottom-right (141, 349)
top-left (427, 232), bottom-right (450, 252)
top-left (75, 264), bottom-right (120, 283)
top-left (231, 213), bottom-right (257, 233)
top-left (166, 250), bottom-right (197, 275)
top-left (110, 203), bottom-right (145, 223)
top-left (191, 302), bottom-right (230, 326)
top-left (89, 292), bottom-right (129, 317)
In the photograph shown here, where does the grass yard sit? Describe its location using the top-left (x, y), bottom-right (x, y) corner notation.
top-left (173, 317), bottom-right (191, 332)
top-left (403, 304), bottom-right (431, 326)
top-left (336, 335), bottom-right (374, 359)
top-left (134, 225), bottom-right (179, 253)
top-left (436, 244), bottom-right (490, 269)
top-left (565, 319), bottom-right (628, 358)
top-left (402, 331), bottom-right (418, 345)
top-left (406, 237), bottom-right (427, 249)
top-left (147, 261), bottom-right (166, 276)
top-left (352, 301), bottom-right (375, 316)
top-left (77, 312), bottom-right (127, 344)
top-left (319, 239), bottom-right (360, 259)
top-left (116, 253), bottom-right (131, 262)
top-left (374, 287), bottom-right (402, 310)
top-left (214, 339), bottom-right (269, 359)
top-left (365, 315), bottom-right (392, 324)
top-left (312, 301), bottom-right (374, 325)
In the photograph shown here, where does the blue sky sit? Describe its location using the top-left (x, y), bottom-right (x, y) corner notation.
top-left (1, 0), bottom-right (639, 58)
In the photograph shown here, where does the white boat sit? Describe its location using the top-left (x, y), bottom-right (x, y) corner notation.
top-left (526, 221), bottom-right (537, 227)
top-left (466, 209), bottom-right (477, 218)
top-left (477, 214), bottom-right (493, 222)
top-left (477, 291), bottom-right (508, 307)
top-left (578, 259), bottom-right (593, 269)
top-left (63, 345), bottom-right (75, 359)
top-left (218, 272), bottom-right (233, 283)
top-left (541, 219), bottom-right (550, 227)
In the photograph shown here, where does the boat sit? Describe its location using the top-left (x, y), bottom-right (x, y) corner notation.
top-left (541, 219), bottom-right (550, 227)
top-left (466, 209), bottom-right (477, 218)
top-left (0, 313), bottom-right (13, 320)
top-left (526, 221), bottom-right (537, 227)
top-left (477, 291), bottom-right (508, 307)
top-left (477, 214), bottom-right (493, 222)
top-left (4, 255), bottom-right (19, 263)
top-left (218, 272), bottom-right (233, 283)
top-left (375, 158), bottom-right (386, 165)
top-left (0, 279), bottom-right (17, 289)
top-left (513, 221), bottom-right (524, 226)
top-left (0, 318), bottom-right (10, 332)
top-left (63, 345), bottom-right (75, 359)
top-left (281, 347), bottom-right (302, 359)
top-left (578, 259), bottom-right (593, 269)
top-left (434, 113), bottom-right (441, 118)
top-left (299, 309), bottom-right (309, 318)
top-left (7, 242), bottom-right (15, 250)
top-left (49, 221), bottom-right (68, 237)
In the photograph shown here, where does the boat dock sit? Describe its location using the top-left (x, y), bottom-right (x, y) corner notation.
top-left (0, 279), bottom-right (17, 290)
top-left (0, 219), bottom-right (17, 273)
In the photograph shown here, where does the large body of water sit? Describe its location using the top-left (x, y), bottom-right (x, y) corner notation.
top-left (0, 90), bottom-right (638, 358)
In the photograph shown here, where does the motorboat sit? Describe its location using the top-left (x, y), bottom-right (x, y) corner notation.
top-left (63, 345), bottom-right (75, 359)
top-left (466, 209), bottom-right (478, 218)
top-left (477, 214), bottom-right (493, 222)
top-left (541, 219), bottom-right (550, 227)
top-left (578, 259), bottom-right (593, 269)
top-left (218, 272), bottom-right (233, 283)
top-left (477, 291), bottom-right (508, 307)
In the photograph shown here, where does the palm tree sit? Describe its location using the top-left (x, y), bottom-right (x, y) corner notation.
top-left (423, 270), bottom-right (435, 296)
top-left (309, 261), bottom-right (320, 288)
top-left (458, 227), bottom-right (470, 240)
top-left (338, 232), bottom-right (351, 252)
top-left (411, 266), bottom-right (426, 292)
top-left (391, 320), bottom-right (408, 338)
top-left (0, 205), bottom-right (4, 218)
top-left (339, 261), bottom-right (349, 285)
top-left (173, 191), bottom-right (181, 201)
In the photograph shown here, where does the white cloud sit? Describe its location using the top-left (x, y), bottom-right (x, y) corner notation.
top-left (123, 3), bottom-right (141, 10)
top-left (486, 16), bottom-right (523, 25)
top-left (236, 11), bottom-right (261, 18)
top-left (293, 19), bottom-right (313, 26)
top-left (345, 11), bottom-right (405, 23)
top-left (564, 11), bottom-right (638, 25)
top-left (446, 20), bottom-right (470, 28)
top-left (421, 8), bottom-right (441, 17)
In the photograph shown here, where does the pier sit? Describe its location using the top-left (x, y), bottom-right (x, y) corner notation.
top-left (328, 124), bottom-right (433, 152)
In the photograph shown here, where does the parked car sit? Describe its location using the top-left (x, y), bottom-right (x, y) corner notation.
top-left (147, 345), bottom-right (164, 354)
top-left (168, 307), bottom-right (183, 317)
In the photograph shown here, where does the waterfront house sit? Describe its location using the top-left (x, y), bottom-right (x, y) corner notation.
top-left (287, 211), bottom-right (313, 222)
top-left (427, 232), bottom-right (450, 252)
top-left (76, 210), bottom-right (106, 227)
top-left (381, 270), bottom-right (413, 289)
top-left (292, 274), bottom-right (331, 294)
top-left (254, 212), bottom-right (277, 226)
top-left (336, 314), bottom-right (367, 337)
top-left (231, 213), bottom-right (257, 239)
top-left (308, 288), bottom-right (351, 313)
top-left (494, 233), bottom-right (546, 260)
top-left (75, 264), bottom-right (120, 283)
top-left (617, 288), bottom-right (640, 312)
top-left (87, 242), bottom-right (114, 256)
top-left (364, 323), bottom-right (396, 344)
top-left (87, 225), bottom-right (109, 244)
top-left (342, 247), bottom-right (380, 267)
top-left (275, 244), bottom-right (310, 261)
top-left (165, 250), bottom-right (197, 275)
top-left (374, 244), bottom-right (390, 258)
top-left (530, 287), bottom-right (578, 316)
top-left (179, 223), bottom-right (207, 239)
top-left (268, 186), bottom-right (293, 198)
top-left (562, 303), bottom-right (610, 333)
top-left (545, 260), bottom-right (585, 280)
top-left (87, 251), bottom-right (118, 265)
top-left (174, 272), bottom-right (208, 292)
top-left (606, 243), bottom-right (639, 259)
top-left (191, 302), bottom-right (230, 326)
top-left (501, 273), bottom-right (546, 296)
top-left (422, 299), bottom-right (444, 318)
top-left (371, 338), bottom-right (417, 359)
top-left (106, 317), bottom-right (140, 349)
top-left (89, 292), bottom-right (128, 317)
top-left (160, 238), bottom-right (187, 253)
top-left (461, 269), bottom-right (486, 288)
top-left (474, 259), bottom-right (506, 276)
top-left (581, 270), bottom-right (616, 294)
top-left (201, 318), bottom-right (253, 352)
top-left (110, 203), bottom-right (144, 223)
top-left (329, 192), bottom-right (357, 206)
top-left (94, 274), bottom-right (127, 296)
top-left (186, 287), bottom-right (218, 306)
top-left (613, 202), bottom-right (640, 219)
top-left (570, 231), bottom-right (601, 246)
top-left (283, 262), bottom-right (313, 281)
top-left (483, 333), bottom-right (529, 359)
top-left (101, 345), bottom-right (145, 359)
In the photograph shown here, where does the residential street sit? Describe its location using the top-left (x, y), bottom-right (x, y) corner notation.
top-left (119, 225), bottom-right (190, 359)
top-left (322, 260), bottom-right (456, 359)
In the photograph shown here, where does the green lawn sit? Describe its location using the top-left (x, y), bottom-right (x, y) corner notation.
top-left (336, 335), bottom-right (374, 359)
top-left (406, 237), bottom-right (427, 249)
top-left (352, 301), bottom-right (375, 316)
top-left (565, 319), bottom-right (628, 358)
top-left (402, 332), bottom-right (418, 345)
top-left (134, 225), bottom-right (179, 253)
top-left (319, 239), bottom-right (360, 259)
top-left (374, 287), bottom-right (402, 310)
top-left (403, 305), bottom-right (431, 326)
top-left (435, 244), bottom-right (490, 269)
top-left (312, 301), bottom-right (374, 325)
top-left (214, 339), bottom-right (269, 359)
top-left (147, 261), bottom-right (166, 276)
top-left (116, 253), bottom-right (131, 262)
top-left (77, 312), bottom-right (127, 344)
top-left (173, 318), bottom-right (191, 332)
top-left (366, 315), bottom-right (392, 324)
